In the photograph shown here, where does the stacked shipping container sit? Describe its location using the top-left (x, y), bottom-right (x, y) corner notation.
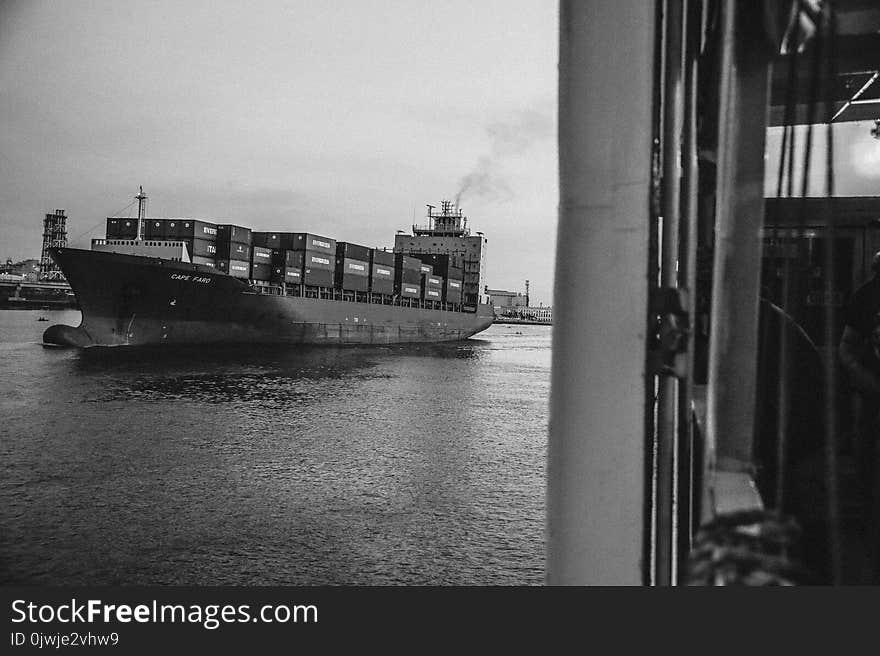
top-left (412, 253), bottom-right (464, 303)
top-left (335, 242), bottom-right (371, 292)
top-left (444, 278), bottom-right (463, 304)
top-left (254, 233), bottom-right (337, 287)
top-left (271, 250), bottom-right (305, 285)
top-left (216, 224), bottom-right (251, 279)
top-left (395, 254), bottom-right (422, 299)
top-left (422, 272), bottom-right (444, 303)
top-left (370, 250), bottom-right (395, 295)
top-left (250, 246), bottom-right (273, 281)
top-left (105, 218), bottom-right (139, 239)
top-left (178, 220), bottom-right (219, 267)
top-left (104, 220), bottom-right (466, 305)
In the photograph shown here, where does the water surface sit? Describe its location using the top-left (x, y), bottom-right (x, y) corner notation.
top-left (0, 310), bottom-right (549, 585)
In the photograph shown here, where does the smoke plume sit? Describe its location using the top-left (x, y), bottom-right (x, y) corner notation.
top-left (454, 108), bottom-right (553, 206)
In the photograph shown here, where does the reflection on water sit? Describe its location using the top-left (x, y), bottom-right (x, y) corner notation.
top-left (0, 313), bottom-right (548, 585)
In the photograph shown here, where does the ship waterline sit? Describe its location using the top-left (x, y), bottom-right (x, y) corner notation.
top-left (43, 248), bottom-right (494, 347)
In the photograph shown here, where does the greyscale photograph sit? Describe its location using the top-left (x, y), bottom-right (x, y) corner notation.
top-left (1, 0), bottom-right (879, 587)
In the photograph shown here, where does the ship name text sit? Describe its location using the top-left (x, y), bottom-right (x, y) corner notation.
top-left (170, 273), bottom-right (212, 284)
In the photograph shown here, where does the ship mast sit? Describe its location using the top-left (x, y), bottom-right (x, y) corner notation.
top-left (135, 186), bottom-right (148, 241)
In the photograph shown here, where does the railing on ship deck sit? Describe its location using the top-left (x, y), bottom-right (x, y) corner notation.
top-left (245, 281), bottom-right (474, 314)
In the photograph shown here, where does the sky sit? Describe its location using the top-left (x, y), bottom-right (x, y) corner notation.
top-left (3, 3), bottom-right (878, 308)
top-left (0, 0), bottom-right (559, 305)
top-left (764, 122), bottom-right (880, 197)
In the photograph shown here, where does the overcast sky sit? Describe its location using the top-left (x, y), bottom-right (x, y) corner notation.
top-left (2, 3), bottom-right (878, 307)
top-left (0, 0), bottom-right (558, 304)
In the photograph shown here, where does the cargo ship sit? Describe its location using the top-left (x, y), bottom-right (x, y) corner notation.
top-left (43, 191), bottom-right (493, 347)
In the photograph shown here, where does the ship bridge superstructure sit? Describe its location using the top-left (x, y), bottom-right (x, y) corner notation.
top-left (395, 200), bottom-right (487, 306)
top-left (412, 200), bottom-right (470, 237)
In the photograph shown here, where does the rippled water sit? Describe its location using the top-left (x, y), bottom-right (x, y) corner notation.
top-left (0, 310), bottom-right (549, 585)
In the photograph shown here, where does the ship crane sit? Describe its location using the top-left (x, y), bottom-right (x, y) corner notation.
top-left (135, 186), bottom-right (148, 241)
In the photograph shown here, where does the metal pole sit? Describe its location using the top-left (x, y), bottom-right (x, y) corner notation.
top-left (655, 0), bottom-right (685, 586)
top-left (548, 0), bottom-right (656, 585)
top-left (704, 1), bottom-right (771, 509)
top-left (676, 0), bottom-right (700, 578)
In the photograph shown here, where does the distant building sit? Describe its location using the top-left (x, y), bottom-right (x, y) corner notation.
top-left (3, 258), bottom-right (41, 281)
top-left (486, 288), bottom-right (528, 310)
top-left (486, 288), bottom-right (551, 322)
top-left (522, 306), bottom-right (552, 322)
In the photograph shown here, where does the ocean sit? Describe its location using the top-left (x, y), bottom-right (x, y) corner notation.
top-left (0, 310), bottom-right (549, 585)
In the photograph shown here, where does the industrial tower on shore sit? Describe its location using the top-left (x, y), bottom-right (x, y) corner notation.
top-left (40, 209), bottom-right (68, 281)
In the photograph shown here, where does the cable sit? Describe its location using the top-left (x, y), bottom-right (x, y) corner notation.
top-left (67, 199), bottom-right (138, 244)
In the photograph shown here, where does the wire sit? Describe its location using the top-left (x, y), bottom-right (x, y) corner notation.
top-left (774, 5), bottom-right (803, 514)
top-left (820, 0), bottom-right (843, 588)
top-left (67, 199), bottom-right (138, 244)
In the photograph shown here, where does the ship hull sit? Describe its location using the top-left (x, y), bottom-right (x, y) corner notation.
top-left (44, 248), bottom-right (494, 347)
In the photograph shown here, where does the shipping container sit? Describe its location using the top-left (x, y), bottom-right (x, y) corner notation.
top-left (371, 249), bottom-right (395, 266)
top-left (419, 262), bottom-right (433, 275)
top-left (411, 253), bottom-right (464, 279)
top-left (423, 274), bottom-right (443, 288)
top-left (144, 219), bottom-right (168, 240)
top-left (251, 232), bottom-right (282, 249)
top-left (335, 257), bottom-right (370, 292)
top-left (336, 242), bottom-right (371, 262)
top-left (337, 258), bottom-right (369, 277)
top-left (216, 259), bottom-right (250, 279)
top-left (397, 268), bottom-right (421, 285)
top-left (251, 246), bottom-right (273, 264)
top-left (303, 251), bottom-right (334, 271)
top-left (217, 241), bottom-right (251, 261)
top-left (289, 233), bottom-right (336, 254)
top-left (191, 256), bottom-right (216, 268)
top-left (399, 283), bottom-right (421, 299)
top-left (254, 232), bottom-right (335, 251)
top-left (302, 267), bottom-right (335, 287)
top-left (394, 253), bottom-right (422, 285)
top-left (165, 219), bottom-right (181, 238)
top-left (250, 262), bottom-right (273, 281)
top-left (273, 250), bottom-right (306, 268)
top-left (178, 219), bottom-right (218, 241)
top-left (271, 266), bottom-right (303, 284)
top-left (106, 218), bottom-right (138, 239)
top-left (444, 278), bottom-right (463, 303)
top-left (217, 224), bottom-right (252, 245)
top-left (370, 262), bottom-right (394, 294)
top-left (371, 278), bottom-right (394, 295)
top-left (395, 253), bottom-right (421, 271)
top-left (185, 238), bottom-right (219, 259)
top-left (336, 274), bottom-right (369, 292)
